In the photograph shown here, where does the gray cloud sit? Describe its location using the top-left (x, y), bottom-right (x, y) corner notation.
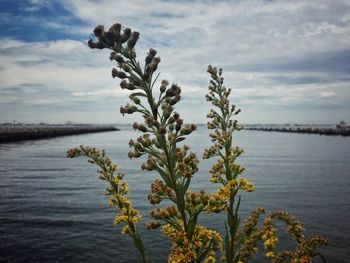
top-left (228, 49), bottom-right (350, 74)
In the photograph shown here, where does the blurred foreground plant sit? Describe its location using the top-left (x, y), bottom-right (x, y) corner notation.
top-left (67, 23), bottom-right (328, 263)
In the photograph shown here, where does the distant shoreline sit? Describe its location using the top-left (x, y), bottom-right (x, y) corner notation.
top-left (0, 124), bottom-right (119, 143)
top-left (244, 126), bottom-right (350, 137)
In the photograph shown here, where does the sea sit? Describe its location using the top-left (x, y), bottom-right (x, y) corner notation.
top-left (0, 125), bottom-right (349, 262)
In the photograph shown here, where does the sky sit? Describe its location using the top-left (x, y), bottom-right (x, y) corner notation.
top-left (0, 0), bottom-right (349, 124)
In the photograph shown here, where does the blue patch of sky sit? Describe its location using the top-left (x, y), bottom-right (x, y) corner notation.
top-left (0, 0), bottom-right (87, 42)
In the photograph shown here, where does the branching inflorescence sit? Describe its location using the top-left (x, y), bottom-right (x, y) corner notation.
top-left (67, 23), bottom-right (328, 263)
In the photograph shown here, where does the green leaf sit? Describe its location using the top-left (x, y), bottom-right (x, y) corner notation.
top-left (228, 208), bottom-right (234, 229)
top-left (197, 239), bottom-right (214, 262)
top-left (176, 137), bottom-right (186, 142)
top-left (130, 92), bottom-right (147, 98)
top-left (183, 178), bottom-right (191, 193)
top-left (224, 222), bottom-right (232, 263)
top-left (188, 213), bottom-right (198, 239)
top-left (235, 196), bottom-right (241, 215)
top-left (157, 168), bottom-right (171, 187)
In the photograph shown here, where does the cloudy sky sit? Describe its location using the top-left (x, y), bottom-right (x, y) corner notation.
top-left (0, 0), bottom-right (349, 124)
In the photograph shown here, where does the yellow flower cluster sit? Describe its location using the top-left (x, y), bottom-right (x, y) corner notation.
top-left (217, 179), bottom-right (237, 199)
top-left (208, 149), bottom-right (246, 184)
top-left (215, 177), bottom-right (254, 200)
top-left (205, 192), bottom-right (228, 213)
top-left (112, 192), bottom-right (141, 235)
top-left (262, 217), bottom-right (278, 252)
top-left (162, 223), bottom-right (222, 263)
top-left (210, 159), bottom-right (225, 183)
top-left (261, 221), bottom-right (278, 250)
top-left (265, 251), bottom-right (275, 258)
top-left (67, 145), bottom-right (141, 237)
top-left (291, 236), bottom-right (328, 263)
top-left (238, 208), bottom-right (266, 262)
top-left (114, 205), bottom-right (140, 225)
top-left (239, 178), bottom-right (255, 192)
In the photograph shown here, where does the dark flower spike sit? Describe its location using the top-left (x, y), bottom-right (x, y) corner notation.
top-left (145, 48), bottom-right (157, 65)
top-left (110, 52), bottom-right (124, 63)
top-left (127, 31), bottom-right (140, 49)
top-left (150, 57), bottom-right (161, 71)
top-left (88, 38), bottom-right (105, 49)
top-left (88, 39), bottom-right (96, 49)
top-left (105, 30), bottom-right (116, 46)
top-left (120, 28), bottom-right (132, 44)
top-left (93, 25), bottom-right (105, 38)
top-left (120, 80), bottom-right (136, 90)
top-left (112, 68), bottom-right (128, 79)
top-left (110, 23), bottom-right (122, 39)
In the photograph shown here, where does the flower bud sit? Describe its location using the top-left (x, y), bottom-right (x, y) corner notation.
top-left (128, 139), bottom-right (135, 147)
top-left (120, 104), bottom-right (137, 115)
top-left (170, 95), bottom-right (181, 105)
top-left (175, 119), bottom-right (183, 132)
top-left (88, 39), bottom-right (104, 49)
top-left (110, 52), bottom-right (124, 63)
top-left (122, 63), bottom-right (131, 73)
top-left (143, 65), bottom-right (152, 80)
top-left (146, 221), bottom-right (161, 230)
top-left (132, 96), bottom-right (141, 105)
top-left (159, 126), bottom-right (166, 135)
top-left (93, 25), bottom-right (105, 38)
top-left (105, 30), bottom-right (116, 45)
top-left (150, 57), bottom-right (161, 71)
top-left (110, 23), bottom-right (121, 33)
top-left (145, 48), bottom-right (157, 65)
top-left (112, 68), bottom-right (127, 79)
top-left (207, 65), bottom-right (217, 76)
top-left (120, 80), bottom-right (136, 90)
top-left (127, 31), bottom-right (140, 49)
top-left (166, 206), bottom-right (178, 217)
top-left (166, 84), bottom-right (180, 97)
top-left (138, 124), bottom-right (148, 133)
top-left (158, 80), bottom-right (167, 93)
top-left (120, 28), bottom-right (131, 43)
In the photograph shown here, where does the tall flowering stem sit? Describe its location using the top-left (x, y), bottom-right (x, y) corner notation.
top-left (66, 146), bottom-right (149, 263)
top-left (84, 23), bottom-right (223, 262)
top-left (204, 65), bottom-right (255, 262)
top-left (204, 66), bottom-right (328, 262)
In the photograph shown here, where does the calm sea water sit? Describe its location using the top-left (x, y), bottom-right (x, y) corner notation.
top-left (0, 126), bottom-right (349, 262)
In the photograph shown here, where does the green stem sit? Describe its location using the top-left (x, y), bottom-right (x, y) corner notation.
top-left (129, 223), bottom-right (150, 263)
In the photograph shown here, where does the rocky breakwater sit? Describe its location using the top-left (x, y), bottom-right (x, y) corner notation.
top-left (0, 124), bottom-right (119, 143)
top-left (244, 124), bottom-right (350, 137)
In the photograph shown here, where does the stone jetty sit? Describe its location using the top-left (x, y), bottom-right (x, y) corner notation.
top-left (244, 124), bottom-right (350, 137)
top-left (0, 124), bottom-right (119, 143)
